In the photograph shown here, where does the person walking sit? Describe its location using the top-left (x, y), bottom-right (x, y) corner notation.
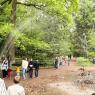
top-left (0, 78), bottom-right (6, 95)
top-left (22, 58), bottom-right (28, 79)
top-left (7, 76), bottom-right (25, 95)
top-left (28, 58), bottom-right (33, 78)
top-left (33, 60), bottom-right (39, 78)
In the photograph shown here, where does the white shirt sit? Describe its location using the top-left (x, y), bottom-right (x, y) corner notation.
top-left (0, 78), bottom-right (6, 95)
top-left (1, 63), bottom-right (8, 70)
top-left (1, 60), bottom-right (8, 70)
top-left (7, 84), bottom-right (25, 95)
top-left (22, 60), bottom-right (28, 69)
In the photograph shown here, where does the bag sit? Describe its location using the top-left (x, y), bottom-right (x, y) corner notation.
top-left (29, 65), bottom-right (33, 67)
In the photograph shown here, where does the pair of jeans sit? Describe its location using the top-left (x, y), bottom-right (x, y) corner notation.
top-left (2, 70), bottom-right (7, 78)
top-left (22, 68), bottom-right (27, 79)
top-left (29, 69), bottom-right (33, 78)
top-left (35, 69), bottom-right (39, 77)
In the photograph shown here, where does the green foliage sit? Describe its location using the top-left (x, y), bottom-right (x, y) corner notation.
top-left (73, 0), bottom-right (94, 57)
top-left (0, 2), bottom-right (11, 24)
top-left (15, 34), bottom-right (50, 51)
top-left (0, 24), bottom-right (12, 36)
top-left (77, 57), bottom-right (92, 67)
top-left (88, 52), bottom-right (95, 58)
top-left (0, 0), bottom-right (88, 65)
top-left (0, 24), bottom-right (13, 49)
top-left (88, 32), bottom-right (95, 49)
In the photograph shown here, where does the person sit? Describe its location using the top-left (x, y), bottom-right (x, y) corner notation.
top-left (93, 58), bottom-right (95, 64)
top-left (7, 76), bottom-right (25, 95)
top-left (54, 57), bottom-right (58, 69)
top-left (67, 58), bottom-right (70, 66)
top-left (7, 67), bottom-right (13, 79)
top-left (16, 66), bottom-right (20, 76)
top-left (22, 58), bottom-right (28, 79)
top-left (63, 57), bottom-right (66, 65)
top-left (1, 58), bottom-right (8, 78)
top-left (33, 60), bottom-right (39, 78)
top-left (59, 56), bottom-right (62, 66)
top-left (0, 78), bottom-right (6, 95)
top-left (61, 57), bottom-right (65, 66)
top-left (28, 58), bottom-right (33, 78)
top-left (68, 54), bottom-right (71, 60)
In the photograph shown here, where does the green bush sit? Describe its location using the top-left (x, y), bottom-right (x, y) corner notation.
top-left (13, 56), bottom-right (54, 67)
top-left (77, 57), bottom-right (92, 67)
top-left (88, 52), bottom-right (95, 58)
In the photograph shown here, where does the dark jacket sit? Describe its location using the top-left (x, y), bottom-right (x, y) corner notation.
top-left (33, 60), bottom-right (39, 70)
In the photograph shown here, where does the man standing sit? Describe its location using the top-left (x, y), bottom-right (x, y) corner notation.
top-left (22, 58), bottom-right (28, 79)
top-left (33, 60), bottom-right (39, 78)
top-left (0, 78), bottom-right (6, 95)
top-left (7, 76), bottom-right (25, 95)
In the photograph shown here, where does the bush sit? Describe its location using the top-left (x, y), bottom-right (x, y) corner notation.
top-left (88, 52), bottom-right (95, 58)
top-left (77, 57), bottom-right (92, 67)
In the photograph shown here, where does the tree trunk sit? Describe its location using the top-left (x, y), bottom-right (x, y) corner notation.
top-left (12, 0), bottom-right (17, 25)
top-left (7, 0), bottom-right (17, 66)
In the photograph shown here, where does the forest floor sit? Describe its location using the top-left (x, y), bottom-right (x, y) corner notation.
top-left (4, 59), bottom-right (95, 95)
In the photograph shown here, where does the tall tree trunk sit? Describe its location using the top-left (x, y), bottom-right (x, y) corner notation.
top-left (12, 0), bottom-right (17, 25)
top-left (7, 0), bottom-right (17, 66)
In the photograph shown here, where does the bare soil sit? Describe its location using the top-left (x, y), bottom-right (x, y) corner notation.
top-left (4, 60), bottom-right (95, 95)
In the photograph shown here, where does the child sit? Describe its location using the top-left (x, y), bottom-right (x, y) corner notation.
top-left (7, 67), bottom-right (13, 79)
top-left (16, 66), bottom-right (20, 76)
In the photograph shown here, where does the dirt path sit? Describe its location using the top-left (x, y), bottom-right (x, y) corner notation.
top-left (49, 82), bottom-right (95, 95)
top-left (4, 60), bottom-right (95, 95)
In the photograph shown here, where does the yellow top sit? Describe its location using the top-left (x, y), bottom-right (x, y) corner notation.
top-left (16, 67), bottom-right (20, 73)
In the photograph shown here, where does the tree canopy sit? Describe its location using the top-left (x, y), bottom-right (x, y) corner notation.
top-left (0, 0), bottom-right (95, 64)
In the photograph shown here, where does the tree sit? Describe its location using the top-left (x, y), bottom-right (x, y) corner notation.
top-left (0, 0), bottom-right (79, 23)
top-left (0, 0), bottom-right (79, 64)
top-left (73, 0), bottom-right (94, 57)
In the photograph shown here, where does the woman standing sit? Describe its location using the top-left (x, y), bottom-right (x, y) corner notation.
top-left (28, 59), bottom-right (33, 78)
top-left (1, 58), bottom-right (8, 78)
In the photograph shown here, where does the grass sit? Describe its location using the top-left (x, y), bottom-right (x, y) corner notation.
top-left (76, 57), bottom-right (92, 67)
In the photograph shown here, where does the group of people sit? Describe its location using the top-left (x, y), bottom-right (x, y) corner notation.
top-left (54, 55), bottom-right (71, 69)
top-left (0, 57), bottom-right (40, 80)
top-left (0, 76), bottom-right (25, 95)
top-left (21, 58), bottom-right (39, 79)
top-left (0, 56), bottom-right (40, 95)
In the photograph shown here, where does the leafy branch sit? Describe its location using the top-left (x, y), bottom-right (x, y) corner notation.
top-left (0, 0), bottom-right (46, 10)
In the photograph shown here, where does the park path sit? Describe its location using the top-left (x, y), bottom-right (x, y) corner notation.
top-left (49, 82), bottom-right (95, 95)
top-left (5, 59), bottom-right (95, 95)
